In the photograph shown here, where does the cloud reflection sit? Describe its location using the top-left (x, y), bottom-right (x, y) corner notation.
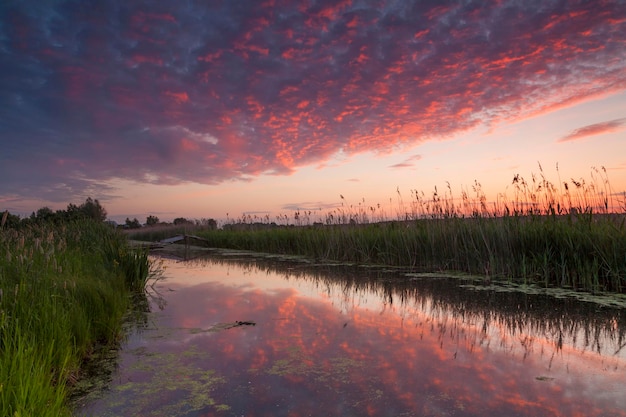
top-left (80, 256), bottom-right (626, 416)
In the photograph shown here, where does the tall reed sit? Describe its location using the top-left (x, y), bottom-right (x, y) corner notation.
top-left (138, 167), bottom-right (625, 293)
top-left (0, 220), bottom-right (151, 416)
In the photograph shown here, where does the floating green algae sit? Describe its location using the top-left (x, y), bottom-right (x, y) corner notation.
top-left (79, 345), bottom-right (229, 417)
top-left (260, 343), bottom-right (384, 407)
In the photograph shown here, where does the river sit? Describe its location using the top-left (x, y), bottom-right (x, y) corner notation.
top-left (74, 251), bottom-right (626, 417)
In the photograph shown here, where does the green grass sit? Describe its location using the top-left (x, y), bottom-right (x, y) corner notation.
top-left (0, 220), bottom-right (151, 417)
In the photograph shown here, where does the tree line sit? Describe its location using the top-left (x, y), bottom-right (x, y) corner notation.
top-left (1, 197), bottom-right (217, 230)
top-left (1, 197), bottom-right (107, 228)
top-left (123, 215), bottom-right (217, 229)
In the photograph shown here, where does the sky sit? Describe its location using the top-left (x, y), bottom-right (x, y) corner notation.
top-left (1, 0), bottom-right (625, 224)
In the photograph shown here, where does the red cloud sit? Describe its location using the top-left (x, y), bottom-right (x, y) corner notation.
top-left (2, 0), bottom-right (626, 202)
top-left (164, 91), bottom-right (189, 104)
top-left (558, 118), bottom-right (626, 142)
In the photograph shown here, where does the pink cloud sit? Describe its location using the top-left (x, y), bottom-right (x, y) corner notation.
top-left (1, 0), bottom-right (626, 203)
top-left (559, 118), bottom-right (626, 142)
top-left (390, 154), bottom-right (423, 169)
top-left (164, 91), bottom-right (189, 104)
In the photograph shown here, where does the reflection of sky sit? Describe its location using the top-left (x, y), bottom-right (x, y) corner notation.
top-left (77, 257), bottom-right (626, 417)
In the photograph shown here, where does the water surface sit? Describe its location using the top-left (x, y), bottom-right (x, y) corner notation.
top-left (75, 253), bottom-right (626, 417)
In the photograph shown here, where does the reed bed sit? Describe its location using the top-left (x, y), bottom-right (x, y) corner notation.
top-left (128, 167), bottom-right (626, 293)
top-left (0, 219), bottom-right (151, 417)
top-left (124, 223), bottom-right (214, 243)
top-left (191, 214), bottom-right (624, 292)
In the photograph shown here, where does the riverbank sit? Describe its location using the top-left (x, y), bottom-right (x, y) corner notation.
top-left (128, 212), bottom-right (626, 294)
top-left (0, 220), bottom-right (151, 417)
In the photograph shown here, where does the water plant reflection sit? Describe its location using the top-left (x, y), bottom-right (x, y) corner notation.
top-left (193, 253), bottom-right (626, 359)
top-left (78, 254), bottom-right (626, 417)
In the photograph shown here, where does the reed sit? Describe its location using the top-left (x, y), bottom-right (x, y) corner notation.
top-left (136, 167), bottom-right (625, 294)
top-left (124, 223), bottom-right (209, 243)
top-left (0, 220), bottom-right (151, 416)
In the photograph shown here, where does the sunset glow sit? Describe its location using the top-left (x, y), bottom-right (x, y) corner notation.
top-left (1, 1), bottom-right (625, 222)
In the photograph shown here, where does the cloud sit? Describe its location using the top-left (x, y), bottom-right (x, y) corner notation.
top-left (390, 154), bottom-right (422, 169)
top-left (558, 118), bottom-right (626, 142)
top-left (281, 201), bottom-right (340, 211)
top-left (1, 1), bottom-right (625, 202)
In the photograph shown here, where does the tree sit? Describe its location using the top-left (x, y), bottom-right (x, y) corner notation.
top-left (146, 215), bottom-right (160, 226)
top-left (125, 217), bottom-right (141, 229)
top-left (173, 217), bottom-right (193, 226)
top-left (33, 206), bottom-right (55, 223)
top-left (64, 203), bottom-right (81, 219)
top-left (79, 197), bottom-right (107, 222)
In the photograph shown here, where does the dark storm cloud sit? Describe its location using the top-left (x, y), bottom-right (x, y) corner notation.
top-left (1, 0), bottom-right (625, 202)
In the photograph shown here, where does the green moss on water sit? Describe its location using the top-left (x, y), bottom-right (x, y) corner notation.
top-left (82, 346), bottom-right (229, 417)
top-left (264, 344), bottom-right (385, 408)
top-left (457, 279), bottom-right (626, 309)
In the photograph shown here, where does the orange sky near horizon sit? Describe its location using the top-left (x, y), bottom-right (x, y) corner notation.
top-left (1, 1), bottom-right (625, 223)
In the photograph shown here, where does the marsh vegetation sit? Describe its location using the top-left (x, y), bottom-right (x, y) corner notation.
top-left (0, 217), bottom-right (151, 416)
top-left (129, 167), bottom-right (626, 294)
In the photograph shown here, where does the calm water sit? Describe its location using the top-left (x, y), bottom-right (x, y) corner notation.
top-left (74, 253), bottom-right (626, 417)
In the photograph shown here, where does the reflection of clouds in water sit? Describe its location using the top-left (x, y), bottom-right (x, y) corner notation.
top-left (81, 255), bottom-right (626, 416)
top-left (165, 254), bottom-right (626, 359)
top-left (165, 256), bottom-right (626, 414)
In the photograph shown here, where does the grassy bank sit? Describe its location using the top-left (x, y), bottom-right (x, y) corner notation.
top-left (188, 213), bottom-right (625, 293)
top-left (0, 219), bottom-right (150, 417)
top-left (128, 212), bottom-right (626, 293)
